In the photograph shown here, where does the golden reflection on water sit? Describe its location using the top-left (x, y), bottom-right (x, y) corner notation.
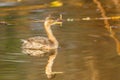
top-left (22, 48), bottom-right (63, 79)
top-left (0, 4), bottom-right (46, 11)
top-left (84, 56), bottom-right (99, 80)
top-left (93, 0), bottom-right (120, 55)
top-left (0, 1), bottom-right (63, 11)
top-left (45, 49), bottom-right (63, 79)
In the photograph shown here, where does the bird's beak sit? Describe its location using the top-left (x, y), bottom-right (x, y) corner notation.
top-left (52, 14), bottom-right (63, 26)
top-left (52, 21), bottom-right (62, 26)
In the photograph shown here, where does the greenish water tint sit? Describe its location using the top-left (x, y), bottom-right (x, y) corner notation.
top-left (0, 0), bottom-right (120, 80)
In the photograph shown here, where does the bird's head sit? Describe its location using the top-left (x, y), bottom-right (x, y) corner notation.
top-left (44, 15), bottom-right (62, 27)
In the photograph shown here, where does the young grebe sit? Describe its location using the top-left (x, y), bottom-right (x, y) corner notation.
top-left (21, 15), bottom-right (62, 56)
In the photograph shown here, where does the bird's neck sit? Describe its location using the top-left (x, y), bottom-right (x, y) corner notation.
top-left (44, 24), bottom-right (58, 48)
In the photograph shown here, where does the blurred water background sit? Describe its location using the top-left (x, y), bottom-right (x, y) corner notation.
top-left (0, 0), bottom-right (120, 80)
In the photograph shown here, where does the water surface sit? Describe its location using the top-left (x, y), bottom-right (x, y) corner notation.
top-left (0, 0), bottom-right (120, 80)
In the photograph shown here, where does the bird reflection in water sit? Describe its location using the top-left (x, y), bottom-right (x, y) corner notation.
top-left (21, 15), bottom-right (63, 79)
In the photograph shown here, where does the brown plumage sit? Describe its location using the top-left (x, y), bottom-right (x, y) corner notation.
top-left (21, 16), bottom-right (62, 56)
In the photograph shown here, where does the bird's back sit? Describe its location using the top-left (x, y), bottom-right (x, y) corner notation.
top-left (21, 36), bottom-right (52, 56)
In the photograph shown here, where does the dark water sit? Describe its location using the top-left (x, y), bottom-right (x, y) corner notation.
top-left (0, 0), bottom-right (120, 80)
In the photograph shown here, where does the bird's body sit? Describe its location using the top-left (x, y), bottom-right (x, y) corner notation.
top-left (21, 16), bottom-right (62, 56)
top-left (22, 36), bottom-right (54, 53)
